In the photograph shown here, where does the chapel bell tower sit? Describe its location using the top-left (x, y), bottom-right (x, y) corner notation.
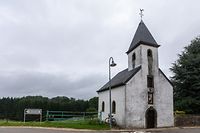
top-left (126, 20), bottom-right (160, 72)
top-left (126, 18), bottom-right (161, 127)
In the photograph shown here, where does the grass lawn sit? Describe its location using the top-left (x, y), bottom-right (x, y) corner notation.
top-left (0, 119), bottom-right (109, 130)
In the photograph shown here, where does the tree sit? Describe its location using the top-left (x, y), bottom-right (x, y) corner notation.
top-left (170, 36), bottom-right (200, 113)
top-left (0, 96), bottom-right (99, 120)
top-left (88, 97), bottom-right (98, 111)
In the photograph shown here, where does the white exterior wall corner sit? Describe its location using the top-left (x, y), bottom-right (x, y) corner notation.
top-left (98, 85), bottom-right (126, 127)
top-left (155, 70), bottom-right (174, 127)
top-left (125, 69), bottom-right (147, 128)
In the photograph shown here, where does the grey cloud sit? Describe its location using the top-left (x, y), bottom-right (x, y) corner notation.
top-left (0, 71), bottom-right (106, 99)
top-left (0, 0), bottom-right (199, 98)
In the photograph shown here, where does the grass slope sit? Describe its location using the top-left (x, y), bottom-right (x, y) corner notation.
top-left (0, 120), bottom-right (109, 130)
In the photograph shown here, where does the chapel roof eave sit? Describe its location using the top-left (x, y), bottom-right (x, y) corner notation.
top-left (97, 66), bottom-right (141, 93)
top-left (158, 68), bottom-right (174, 87)
top-left (126, 41), bottom-right (160, 54)
top-left (96, 83), bottom-right (125, 93)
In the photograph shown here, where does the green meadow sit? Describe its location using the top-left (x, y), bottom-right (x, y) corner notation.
top-left (0, 119), bottom-right (109, 130)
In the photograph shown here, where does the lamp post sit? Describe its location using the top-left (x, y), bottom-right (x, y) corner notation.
top-left (109, 57), bottom-right (117, 128)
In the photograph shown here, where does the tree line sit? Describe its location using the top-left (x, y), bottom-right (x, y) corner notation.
top-left (171, 36), bottom-right (200, 114)
top-left (0, 96), bottom-right (98, 121)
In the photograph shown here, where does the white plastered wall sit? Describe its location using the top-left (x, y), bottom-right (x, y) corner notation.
top-left (155, 71), bottom-right (174, 127)
top-left (98, 85), bottom-right (126, 126)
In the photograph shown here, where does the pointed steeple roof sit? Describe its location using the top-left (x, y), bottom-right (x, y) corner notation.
top-left (127, 20), bottom-right (159, 54)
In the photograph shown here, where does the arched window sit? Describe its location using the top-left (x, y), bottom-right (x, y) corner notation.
top-left (102, 101), bottom-right (105, 112)
top-left (132, 53), bottom-right (136, 68)
top-left (147, 49), bottom-right (152, 57)
top-left (147, 49), bottom-right (153, 75)
top-left (112, 101), bottom-right (116, 114)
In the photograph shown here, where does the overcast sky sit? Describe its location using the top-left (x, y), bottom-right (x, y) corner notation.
top-left (0, 0), bottom-right (199, 99)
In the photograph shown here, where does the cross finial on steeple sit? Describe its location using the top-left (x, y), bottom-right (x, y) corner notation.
top-left (139, 9), bottom-right (144, 20)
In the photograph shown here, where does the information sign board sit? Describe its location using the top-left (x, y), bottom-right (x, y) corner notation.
top-left (24, 109), bottom-right (42, 115)
top-left (24, 109), bottom-right (42, 122)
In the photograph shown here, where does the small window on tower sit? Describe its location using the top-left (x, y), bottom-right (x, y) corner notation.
top-left (147, 49), bottom-right (152, 57)
top-left (132, 53), bottom-right (136, 68)
top-left (147, 75), bottom-right (154, 88)
top-left (147, 49), bottom-right (153, 75)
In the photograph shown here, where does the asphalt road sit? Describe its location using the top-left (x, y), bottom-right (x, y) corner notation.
top-left (0, 127), bottom-right (200, 133)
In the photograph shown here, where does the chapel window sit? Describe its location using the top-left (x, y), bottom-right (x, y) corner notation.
top-left (102, 101), bottom-right (105, 112)
top-left (147, 49), bottom-right (152, 57)
top-left (147, 49), bottom-right (153, 75)
top-left (132, 53), bottom-right (136, 68)
top-left (112, 101), bottom-right (116, 114)
top-left (147, 75), bottom-right (154, 88)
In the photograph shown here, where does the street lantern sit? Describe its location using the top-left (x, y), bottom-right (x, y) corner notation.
top-left (108, 57), bottom-right (117, 128)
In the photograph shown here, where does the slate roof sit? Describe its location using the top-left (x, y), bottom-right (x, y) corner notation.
top-left (127, 20), bottom-right (159, 54)
top-left (97, 66), bottom-right (141, 93)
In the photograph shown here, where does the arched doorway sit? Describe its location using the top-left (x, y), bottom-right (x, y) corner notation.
top-left (146, 107), bottom-right (157, 128)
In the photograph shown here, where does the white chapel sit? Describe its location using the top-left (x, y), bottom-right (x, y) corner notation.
top-left (97, 19), bottom-right (174, 128)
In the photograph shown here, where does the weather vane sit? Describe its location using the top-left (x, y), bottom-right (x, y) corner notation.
top-left (139, 9), bottom-right (144, 20)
